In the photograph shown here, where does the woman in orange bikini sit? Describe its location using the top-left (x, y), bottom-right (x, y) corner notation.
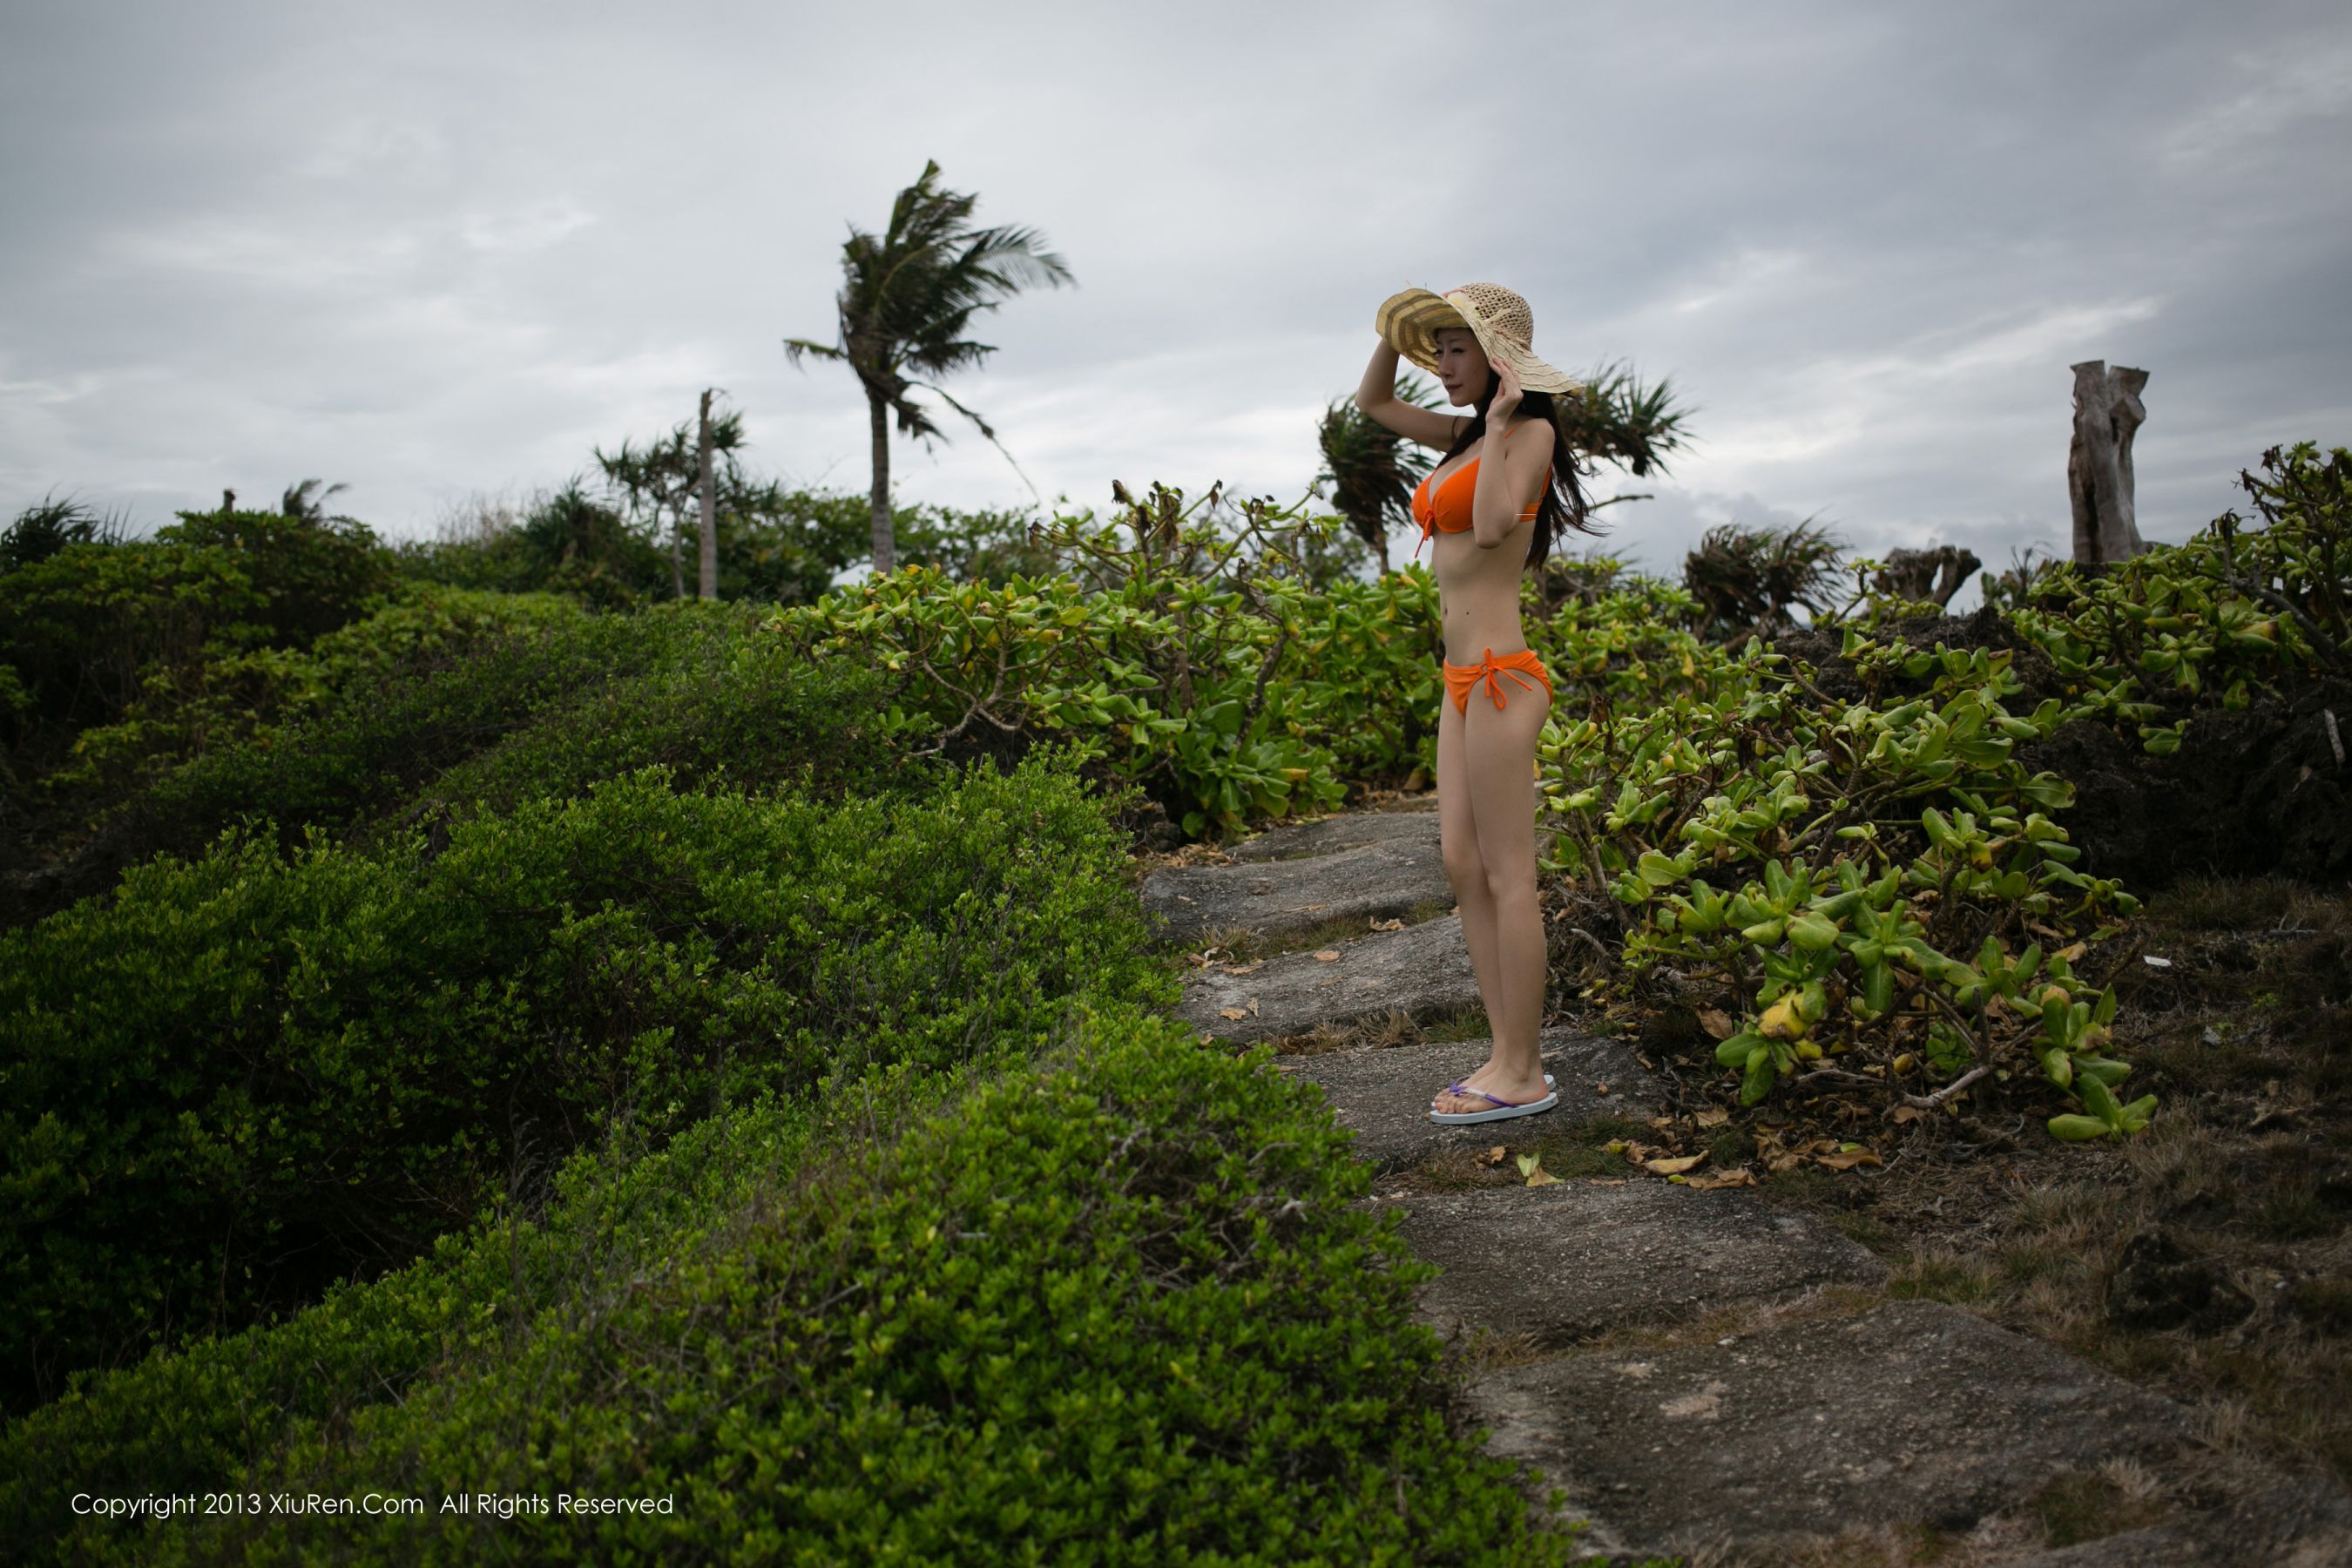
top-left (1357, 282), bottom-right (1601, 1125)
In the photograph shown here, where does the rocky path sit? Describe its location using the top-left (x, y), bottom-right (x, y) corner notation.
top-left (1140, 796), bottom-right (2352, 1566)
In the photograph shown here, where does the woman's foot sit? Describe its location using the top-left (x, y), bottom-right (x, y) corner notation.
top-left (1430, 1064), bottom-right (1550, 1117)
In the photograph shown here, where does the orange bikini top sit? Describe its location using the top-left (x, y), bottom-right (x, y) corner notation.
top-left (1409, 456), bottom-right (1551, 560)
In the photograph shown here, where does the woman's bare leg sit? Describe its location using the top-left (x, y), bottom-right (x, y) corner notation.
top-left (1436, 693), bottom-right (1505, 1068)
top-left (1433, 679), bottom-right (1551, 1115)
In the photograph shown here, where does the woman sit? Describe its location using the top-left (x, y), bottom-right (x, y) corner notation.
top-left (1356, 282), bottom-right (1601, 1125)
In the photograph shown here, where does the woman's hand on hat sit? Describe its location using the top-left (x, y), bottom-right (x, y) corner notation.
top-left (1489, 355), bottom-right (1524, 422)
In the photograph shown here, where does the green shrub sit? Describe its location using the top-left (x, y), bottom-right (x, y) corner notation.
top-left (0, 510), bottom-right (390, 754)
top-left (382, 601), bottom-right (909, 831)
top-left (10, 601), bottom-right (915, 929)
top-left (0, 1055), bottom-right (858, 1560)
top-left (0, 747), bottom-right (1173, 1412)
top-left (11, 1006), bottom-right (1571, 1566)
top-left (35, 583), bottom-right (584, 807)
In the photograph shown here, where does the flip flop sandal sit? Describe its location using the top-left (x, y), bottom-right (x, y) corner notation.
top-left (1429, 1085), bottom-right (1560, 1125)
top-left (1429, 1073), bottom-right (1552, 1107)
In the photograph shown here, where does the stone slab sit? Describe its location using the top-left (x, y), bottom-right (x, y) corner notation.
top-left (1141, 838), bottom-right (1453, 948)
top-left (1384, 1180), bottom-right (1888, 1348)
top-left (1463, 1299), bottom-right (2190, 1558)
top-left (1174, 911), bottom-right (1481, 1044)
top-left (1289, 1027), bottom-right (1666, 1173)
top-left (1226, 806), bottom-right (1439, 862)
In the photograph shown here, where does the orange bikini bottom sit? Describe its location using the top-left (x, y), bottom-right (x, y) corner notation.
top-left (1442, 646), bottom-right (1553, 717)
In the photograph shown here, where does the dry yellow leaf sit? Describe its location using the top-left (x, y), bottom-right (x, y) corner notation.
top-left (1686, 1168), bottom-right (1755, 1189)
top-left (1476, 1146), bottom-right (1507, 1166)
top-left (1698, 1008), bottom-right (1735, 1040)
top-left (1313, 950), bottom-right (1342, 962)
top-left (1218, 1008), bottom-right (1247, 1021)
top-left (1815, 1148), bottom-right (1883, 1171)
top-left (1644, 1153), bottom-right (1707, 1176)
top-left (1693, 1108), bottom-right (1729, 1128)
top-left (2056, 941), bottom-right (2087, 962)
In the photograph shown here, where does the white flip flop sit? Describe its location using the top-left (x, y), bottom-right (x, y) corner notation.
top-left (1429, 1080), bottom-right (1560, 1124)
top-left (1429, 1072), bottom-right (1551, 1107)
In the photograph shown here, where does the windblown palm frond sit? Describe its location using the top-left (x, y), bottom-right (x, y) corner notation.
top-left (280, 478), bottom-right (352, 524)
top-left (1316, 372), bottom-right (1443, 571)
top-left (1683, 516), bottom-right (1844, 640)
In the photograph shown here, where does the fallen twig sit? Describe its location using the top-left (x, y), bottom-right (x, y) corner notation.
top-left (1902, 1064), bottom-right (1992, 1111)
top-left (1565, 926), bottom-right (1615, 964)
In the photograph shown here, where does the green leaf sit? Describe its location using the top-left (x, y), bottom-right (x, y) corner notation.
top-left (2048, 1113), bottom-right (2113, 1142)
top-left (1716, 1031), bottom-right (1767, 1067)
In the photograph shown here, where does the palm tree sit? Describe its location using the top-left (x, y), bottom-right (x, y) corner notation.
top-left (1316, 371), bottom-right (1443, 573)
top-left (279, 478), bottom-right (354, 524)
top-left (594, 402), bottom-right (747, 599)
top-left (784, 159), bottom-right (1073, 577)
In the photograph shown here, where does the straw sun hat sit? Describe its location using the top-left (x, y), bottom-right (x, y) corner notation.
top-left (1374, 281), bottom-right (1583, 397)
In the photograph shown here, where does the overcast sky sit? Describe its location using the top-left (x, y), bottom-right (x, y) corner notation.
top-left (3, 0), bottom-right (2347, 602)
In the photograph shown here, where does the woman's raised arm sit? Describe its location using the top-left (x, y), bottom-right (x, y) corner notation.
top-left (1355, 336), bottom-right (1461, 450)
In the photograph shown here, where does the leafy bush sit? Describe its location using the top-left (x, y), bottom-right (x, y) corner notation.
top-left (0, 510), bottom-right (387, 755)
top-left (9, 600), bottom-right (917, 929)
top-left (765, 484), bottom-right (1446, 839)
top-left (1997, 442), bottom-right (2349, 751)
top-left (1539, 600), bottom-right (2142, 1139)
top-left (1, 747), bottom-right (1173, 1411)
top-left (0, 1051), bottom-right (848, 1561)
top-left (7, 1006), bottom-right (1574, 1566)
top-left (32, 583), bottom-right (583, 805)
top-left (1537, 443), bottom-right (2351, 1146)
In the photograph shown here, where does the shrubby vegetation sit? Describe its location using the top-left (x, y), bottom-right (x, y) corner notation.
top-left (2, 747), bottom-right (1165, 1413)
top-left (2, 436), bottom-right (2339, 1561)
top-left (0, 508), bottom-right (392, 791)
top-left (4, 1006), bottom-right (1574, 1566)
top-left (777, 444), bottom-right (2349, 1150)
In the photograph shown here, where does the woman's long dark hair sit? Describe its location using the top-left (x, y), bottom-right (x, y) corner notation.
top-left (1437, 381), bottom-right (1605, 571)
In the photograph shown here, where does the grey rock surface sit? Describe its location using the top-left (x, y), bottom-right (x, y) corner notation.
top-left (1290, 1026), bottom-right (1666, 1173)
top-left (1173, 911), bottom-right (1481, 1044)
top-left (1461, 1299), bottom-right (2189, 1558)
top-left (1386, 1180), bottom-right (1888, 1348)
top-left (1141, 838), bottom-right (1454, 948)
top-left (1225, 803), bottom-right (1439, 862)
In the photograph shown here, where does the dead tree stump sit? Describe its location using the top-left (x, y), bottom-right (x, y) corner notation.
top-left (1873, 545), bottom-right (1983, 608)
top-left (2069, 360), bottom-right (2150, 565)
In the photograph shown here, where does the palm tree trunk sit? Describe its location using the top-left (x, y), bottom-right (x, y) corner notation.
top-left (665, 489), bottom-right (685, 600)
top-left (697, 389), bottom-right (719, 601)
top-left (868, 388), bottom-right (894, 577)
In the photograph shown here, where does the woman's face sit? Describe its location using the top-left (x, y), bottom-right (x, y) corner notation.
top-left (1431, 328), bottom-right (1490, 407)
